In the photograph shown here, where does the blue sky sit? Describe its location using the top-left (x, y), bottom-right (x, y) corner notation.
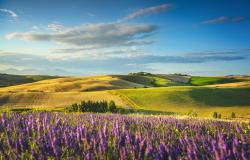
top-left (0, 0), bottom-right (250, 76)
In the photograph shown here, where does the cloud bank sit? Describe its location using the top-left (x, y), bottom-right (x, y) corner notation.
top-left (6, 23), bottom-right (157, 49)
top-left (0, 49), bottom-right (248, 75)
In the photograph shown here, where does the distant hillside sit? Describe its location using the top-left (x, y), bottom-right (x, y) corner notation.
top-left (207, 81), bottom-right (250, 88)
top-left (1, 72), bottom-right (246, 88)
top-left (0, 75), bottom-right (144, 93)
top-left (0, 73), bottom-right (60, 87)
top-left (190, 76), bottom-right (243, 86)
top-left (157, 74), bottom-right (191, 84)
top-left (114, 74), bottom-right (187, 87)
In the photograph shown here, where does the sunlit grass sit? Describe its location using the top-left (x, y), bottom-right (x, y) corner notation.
top-left (113, 86), bottom-right (250, 118)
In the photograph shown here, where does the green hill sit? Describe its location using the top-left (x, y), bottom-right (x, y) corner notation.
top-left (190, 76), bottom-right (242, 86)
top-left (114, 74), bottom-right (186, 87)
top-left (112, 86), bottom-right (250, 118)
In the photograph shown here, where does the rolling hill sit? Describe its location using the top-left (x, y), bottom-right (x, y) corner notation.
top-left (0, 91), bottom-right (126, 109)
top-left (114, 74), bottom-right (188, 87)
top-left (0, 73), bottom-right (250, 118)
top-left (0, 73), bottom-right (191, 109)
top-left (111, 86), bottom-right (250, 118)
top-left (0, 75), bottom-right (143, 109)
top-left (208, 81), bottom-right (250, 88)
top-left (0, 75), bottom-right (144, 93)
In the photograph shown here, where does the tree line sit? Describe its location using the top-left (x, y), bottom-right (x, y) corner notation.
top-left (66, 100), bottom-right (117, 113)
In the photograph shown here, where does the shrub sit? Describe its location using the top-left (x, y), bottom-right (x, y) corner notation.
top-left (187, 111), bottom-right (198, 117)
top-left (66, 103), bottom-right (78, 112)
top-left (231, 112), bottom-right (236, 118)
top-left (218, 114), bottom-right (221, 119)
top-left (150, 79), bottom-right (156, 86)
top-left (213, 112), bottom-right (218, 118)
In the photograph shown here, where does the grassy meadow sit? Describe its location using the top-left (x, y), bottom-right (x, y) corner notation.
top-left (112, 86), bottom-right (250, 118)
top-left (190, 76), bottom-right (243, 86)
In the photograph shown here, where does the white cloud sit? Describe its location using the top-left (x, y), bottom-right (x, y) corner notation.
top-left (6, 23), bottom-right (157, 48)
top-left (0, 8), bottom-right (18, 17)
top-left (47, 23), bottom-right (65, 32)
top-left (50, 39), bottom-right (155, 53)
top-left (5, 3), bottom-right (169, 49)
top-left (5, 3), bottom-right (171, 60)
top-left (203, 16), bottom-right (248, 24)
top-left (50, 45), bottom-right (100, 53)
top-left (120, 4), bottom-right (171, 22)
top-left (47, 47), bottom-right (144, 61)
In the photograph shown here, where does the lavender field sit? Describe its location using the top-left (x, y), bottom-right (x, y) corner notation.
top-left (0, 112), bottom-right (249, 159)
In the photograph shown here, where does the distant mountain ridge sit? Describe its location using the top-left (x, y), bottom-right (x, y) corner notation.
top-left (0, 73), bottom-right (60, 87)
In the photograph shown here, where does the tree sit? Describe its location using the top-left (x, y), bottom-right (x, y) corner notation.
top-left (67, 100), bottom-right (117, 113)
top-left (231, 112), bottom-right (236, 118)
top-left (108, 100), bottom-right (117, 112)
top-left (218, 114), bottom-right (221, 119)
top-left (67, 103), bottom-right (78, 112)
top-left (213, 112), bottom-right (217, 118)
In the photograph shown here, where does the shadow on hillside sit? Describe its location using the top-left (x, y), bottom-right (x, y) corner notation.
top-left (10, 108), bottom-right (33, 113)
top-left (117, 108), bottom-right (175, 115)
top-left (188, 87), bottom-right (250, 107)
top-left (0, 95), bottom-right (10, 105)
top-left (2, 107), bottom-right (176, 115)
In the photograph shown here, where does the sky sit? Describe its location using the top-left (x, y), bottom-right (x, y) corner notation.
top-left (0, 0), bottom-right (250, 76)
